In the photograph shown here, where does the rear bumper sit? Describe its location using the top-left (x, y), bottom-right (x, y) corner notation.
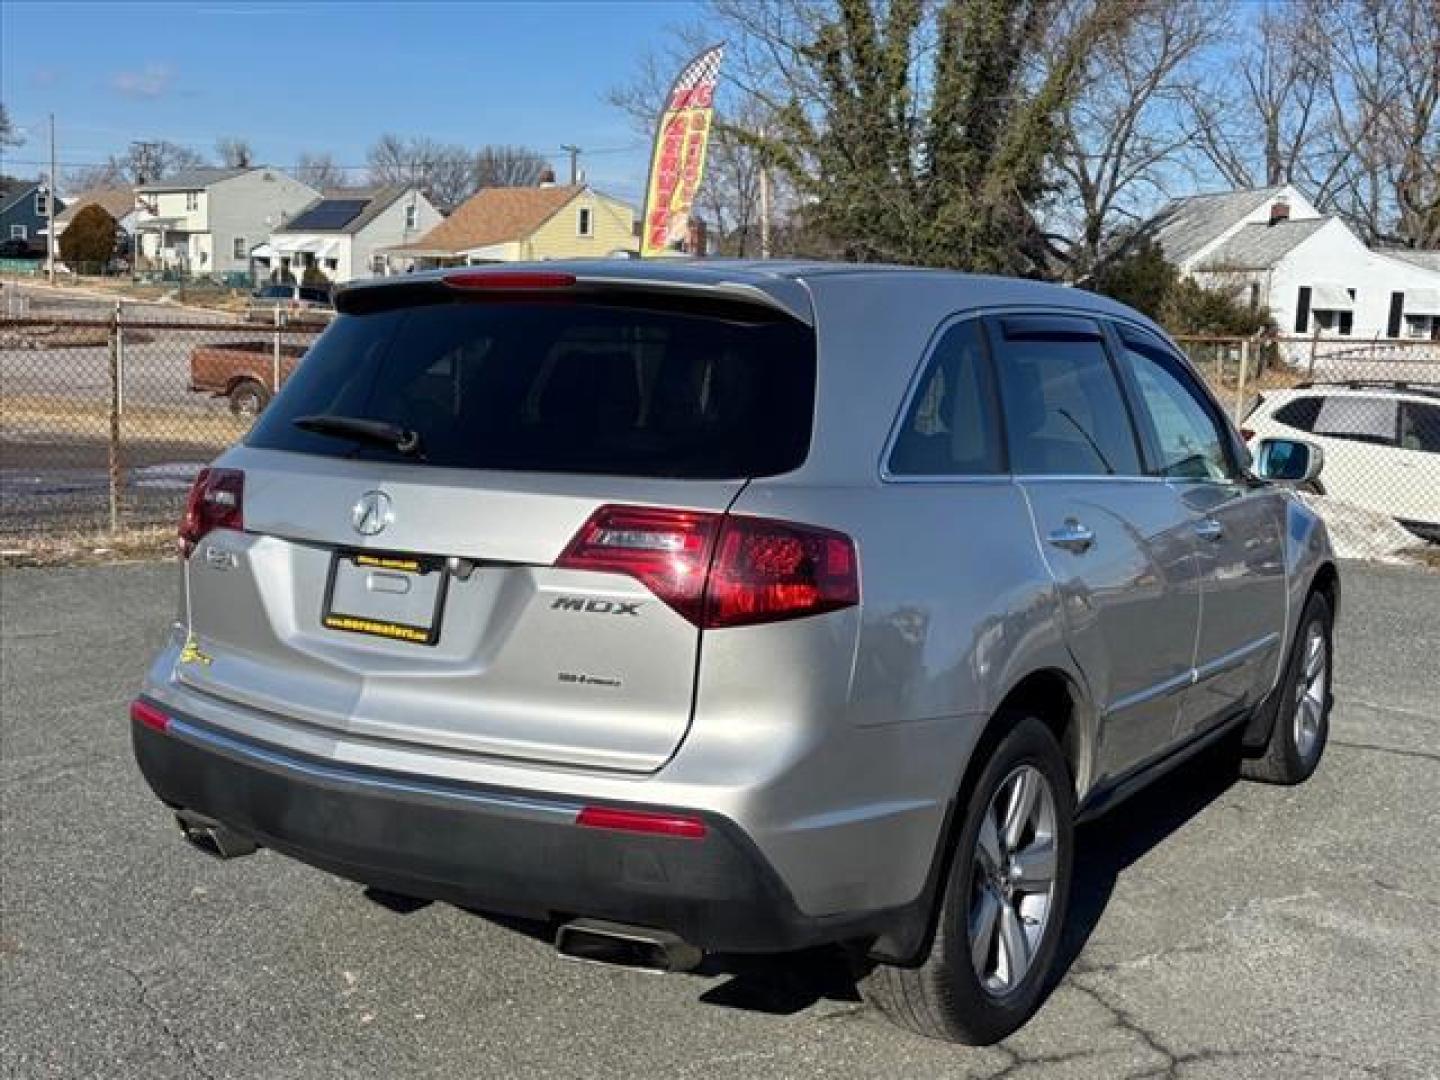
top-left (131, 701), bottom-right (900, 954)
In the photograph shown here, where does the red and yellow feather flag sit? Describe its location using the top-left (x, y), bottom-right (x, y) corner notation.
top-left (640, 44), bottom-right (724, 257)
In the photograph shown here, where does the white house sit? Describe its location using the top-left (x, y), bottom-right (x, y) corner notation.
top-left (134, 167), bottom-right (318, 278)
top-left (252, 186), bottom-right (440, 284)
top-left (1150, 185), bottom-right (1440, 341)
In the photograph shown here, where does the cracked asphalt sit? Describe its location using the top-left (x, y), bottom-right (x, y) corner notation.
top-left (2, 559), bottom-right (1437, 1079)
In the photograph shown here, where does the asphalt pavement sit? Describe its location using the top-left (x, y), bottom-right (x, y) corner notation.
top-left (1, 559), bottom-right (1437, 1079)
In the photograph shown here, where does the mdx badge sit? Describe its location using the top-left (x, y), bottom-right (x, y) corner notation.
top-left (351, 490), bottom-right (393, 537)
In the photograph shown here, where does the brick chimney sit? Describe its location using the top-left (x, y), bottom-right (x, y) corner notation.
top-left (685, 217), bottom-right (708, 256)
top-left (1268, 199), bottom-right (1290, 226)
top-left (537, 167), bottom-right (556, 188)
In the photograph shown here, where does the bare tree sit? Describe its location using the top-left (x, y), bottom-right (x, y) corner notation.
top-left (67, 140), bottom-right (206, 190)
top-left (367, 134), bottom-right (475, 211)
top-left (294, 151), bottom-right (347, 190)
top-left (472, 145), bottom-right (549, 189)
top-left (1051, 0), bottom-right (1218, 278)
top-left (215, 136), bottom-right (255, 168)
top-left (1309, 0), bottom-right (1439, 247)
top-left (1180, 0), bottom-right (1338, 194)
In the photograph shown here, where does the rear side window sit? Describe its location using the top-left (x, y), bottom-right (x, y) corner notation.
top-left (991, 317), bottom-right (1141, 476)
top-left (300, 287), bottom-right (331, 304)
top-left (1273, 396), bottom-right (1321, 431)
top-left (1400, 401), bottom-right (1440, 453)
top-left (257, 285), bottom-right (292, 299)
top-left (888, 320), bottom-right (1003, 476)
top-left (247, 298), bottom-right (816, 479)
top-left (1313, 395), bottom-right (1397, 446)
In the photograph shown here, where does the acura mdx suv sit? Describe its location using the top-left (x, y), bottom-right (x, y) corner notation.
top-left (132, 262), bottom-right (1338, 1043)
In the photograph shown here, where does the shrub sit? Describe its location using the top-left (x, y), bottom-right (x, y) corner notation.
top-left (58, 204), bottom-right (118, 268)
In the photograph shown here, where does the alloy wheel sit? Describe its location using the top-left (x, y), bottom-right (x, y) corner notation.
top-left (1292, 621), bottom-right (1328, 763)
top-left (969, 764), bottom-right (1059, 997)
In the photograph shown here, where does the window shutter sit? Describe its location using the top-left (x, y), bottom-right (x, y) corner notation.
top-left (1295, 287), bottom-right (1311, 333)
top-left (1387, 292), bottom-right (1405, 338)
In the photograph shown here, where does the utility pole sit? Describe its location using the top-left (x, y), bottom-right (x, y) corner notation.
top-left (560, 144), bottom-right (581, 185)
top-left (757, 126), bottom-right (771, 259)
top-left (47, 114), bottom-right (57, 284)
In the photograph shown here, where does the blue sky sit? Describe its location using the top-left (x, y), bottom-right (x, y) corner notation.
top-left (1, 0), bottom-right (705, 203)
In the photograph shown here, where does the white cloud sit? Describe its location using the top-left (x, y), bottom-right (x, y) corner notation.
top-left (111, 63), bottom-right (174, 100)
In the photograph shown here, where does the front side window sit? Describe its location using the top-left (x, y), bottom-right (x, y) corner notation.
top-left (991, 316), bottom-right (1141, 476)
top-left (1115, 326), bottom-right (1233, 481)
top-left (888, 319), bottom-right (1003, 477)
top-left (1399, 401), bottom-right (1440, 454)
top-left (1313, 395), bottom-right (1398, 446)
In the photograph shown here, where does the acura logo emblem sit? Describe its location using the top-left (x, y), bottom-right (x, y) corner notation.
top-left (351, 490), bottom-right (393, 536)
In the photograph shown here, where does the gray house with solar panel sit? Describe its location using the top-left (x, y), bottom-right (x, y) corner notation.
top-left (135, 167), bottom-right (319, 279)
top-left (253, 186), bottom-right (440, 284)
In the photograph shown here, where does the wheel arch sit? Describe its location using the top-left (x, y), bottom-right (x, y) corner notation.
top-left (867, 664), bottom-right (1093, 965)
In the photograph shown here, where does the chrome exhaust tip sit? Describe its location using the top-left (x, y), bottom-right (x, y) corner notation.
top-left (174, 810), bottom-right (258, 860)
top-left (555, 918), bottom-right (703, 974)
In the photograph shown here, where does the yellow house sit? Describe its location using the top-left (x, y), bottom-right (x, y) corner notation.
top-left (386, 183), bottom-right (635, 266)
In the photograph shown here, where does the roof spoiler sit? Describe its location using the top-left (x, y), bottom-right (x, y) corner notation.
top-left (334, 267), bottom-right (814, 325)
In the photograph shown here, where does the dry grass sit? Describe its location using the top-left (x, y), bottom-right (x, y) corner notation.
top-left (0, 524), bottom-right (176, 568)
top-left (2, 394), bottom-right (250, 443)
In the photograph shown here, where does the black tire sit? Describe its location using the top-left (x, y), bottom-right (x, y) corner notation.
top-left (1241, 591), bottom-right (1333, 785)
top-left (229, 379), bottom-right (271, 418)
top-left (859, 716), bottom-right (1075, 1044)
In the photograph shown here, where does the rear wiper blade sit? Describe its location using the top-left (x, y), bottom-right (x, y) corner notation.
top-left (293, 414), bottom-right (423, 457)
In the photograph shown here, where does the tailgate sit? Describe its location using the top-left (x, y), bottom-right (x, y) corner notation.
top-left (177, 450), bottom-right (743, 772)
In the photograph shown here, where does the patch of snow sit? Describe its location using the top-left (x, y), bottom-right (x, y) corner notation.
top-left (1295, 492), bottom-right (1428, 562)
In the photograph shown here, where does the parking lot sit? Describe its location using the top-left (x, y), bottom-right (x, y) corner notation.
top-left (1, 558), bottom-right (1437, 1079)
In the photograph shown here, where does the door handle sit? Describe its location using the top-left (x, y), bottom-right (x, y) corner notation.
top-left (1194, 518), bottom-right (1225, 543)
top-left (1047, 519), bottom-right (1095, 554)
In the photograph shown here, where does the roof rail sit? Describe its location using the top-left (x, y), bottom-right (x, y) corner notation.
top-left (1291, 379), bottom-right (1440, 399)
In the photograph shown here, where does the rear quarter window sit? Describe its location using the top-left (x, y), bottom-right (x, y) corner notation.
top-left (247, 297), bottom-right (817, 479)
top-left (1273, 396), bottom-right (1321, 431)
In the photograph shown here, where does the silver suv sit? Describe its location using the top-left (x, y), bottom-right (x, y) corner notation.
top-left (133, 262), bottom-right (1338, 1043)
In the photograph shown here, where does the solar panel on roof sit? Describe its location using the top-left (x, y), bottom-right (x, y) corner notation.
top-left (286, 198), bottom-right (369, 231)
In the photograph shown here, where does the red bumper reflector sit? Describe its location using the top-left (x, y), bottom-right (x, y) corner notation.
top-left (575, 806), bottom-right (708, 839)
top-left (130, 699), bottom-right (171, 734)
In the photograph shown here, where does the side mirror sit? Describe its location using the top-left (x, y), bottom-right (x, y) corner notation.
top-left (1254, 438), bottom-right (1324, 484)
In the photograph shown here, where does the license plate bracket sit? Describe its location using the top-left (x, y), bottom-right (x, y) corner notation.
top-left (322, 550), bottom-right (448, 645)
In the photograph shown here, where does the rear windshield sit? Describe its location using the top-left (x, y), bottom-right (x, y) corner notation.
top-left (247, 297), bottom-right (816, 479)
top-left (256, 286), bottom-right (293, 299)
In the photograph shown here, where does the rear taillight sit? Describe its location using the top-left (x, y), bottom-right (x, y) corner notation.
top-left (556, 505), bottom-right (859, 628)
top-left (179, 467), bottom-right (244, 554)
top-left (706, 515), bottom-right (859, 627)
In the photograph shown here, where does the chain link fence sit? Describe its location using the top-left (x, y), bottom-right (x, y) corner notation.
top-left (1176, 333), bottom-right (1439, 549)
top-left (1, 312), bottom-right (321, 538)
top-left (2, 312), bottom-right (1436, 548)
